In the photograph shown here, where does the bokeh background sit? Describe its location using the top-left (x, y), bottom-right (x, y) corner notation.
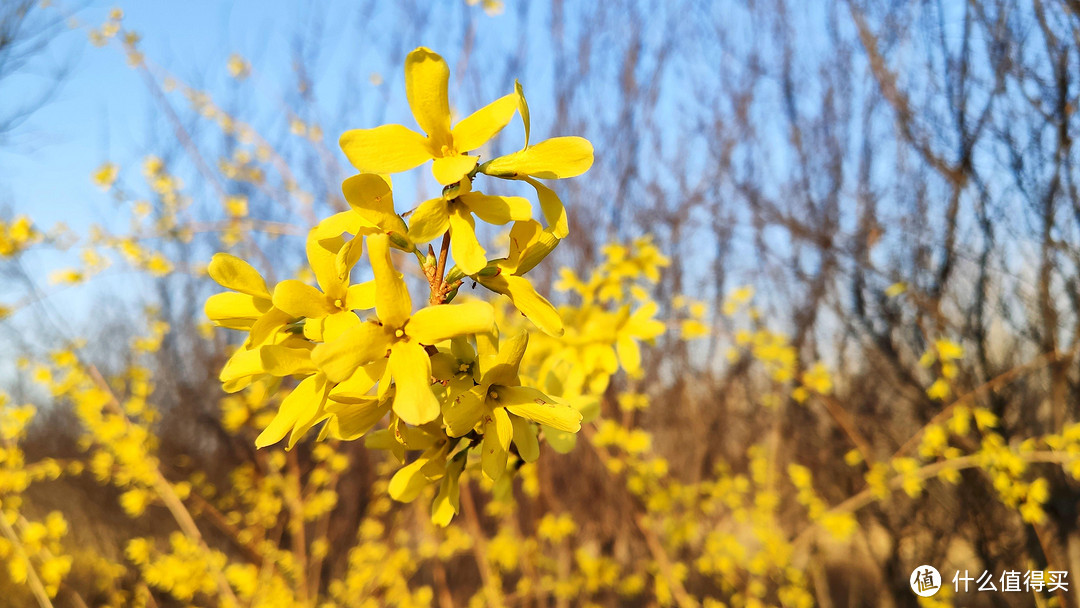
top-left (3, 1), bottom-right (1080, 606)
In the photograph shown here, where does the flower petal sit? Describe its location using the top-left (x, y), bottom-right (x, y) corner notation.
top-left (342, 173), bottom-right (408, 235)
top-left (407, 197), bottom-right (450, 244)
top-left (272, 280), bottom-right (333, 319)
top-left (452, 92), bottom-right (518, 152)
top-left (478, 274), bottom-right (563, 337)
top-left (448, 206), bottom-right (487, 275)
top-left (459, 192), bottom-right (532, 225)
top-left (432, 155), bottom-right (479, 186)
top-left (522, 176), bottom-right (568, 239)
top-left (325, 396), bottom-right (391, 441)
top-left (340, 124), bottom-right (431, 174)
top-left (219, 347), bottom-right (263, 393)
top-left (313, 210), bottom-right (376, 242)
top-left (205, 292), bottom-right (271, 329)
top-left (481, 407), bottom-right (512, 481)
top-left (406, 300), bottom-right (495, 345)
top-left (245, 308), bottom-right (292, 348)
top-left (389, 341), bottom-right (440, 426)
top-left (515, 80), bottom-right (530, 149)
top-left (479, 330), bottom-right (528, 387)
top-left (481, 136), bottom-right (594, 179)
top-left (368, 233), bottom-right (412, 328)
top-left (405, 47), bottom-right (452, 143)
top-left (260, 344), bottom-right (317, 376)
top-left (208, 253), bottom-right (270, 298)
top-left (255, 374), bottom-right (319, 448)
top-left (388, 455), bottom-right (431, 503)
top-left (501, 386), bottom-right (581, 433)
top-left (510, 414), bottom-right (540, 463)
top-left (328, 359), bottom-right (388, 403)
top-left (431, 455), bottom-right (465, 527)
top-left (311, 321), bottom-right (391, 383)
top-left (345, 280), bottom-right (376, 311)
top-left (444, 387), bottom-right (486, 437)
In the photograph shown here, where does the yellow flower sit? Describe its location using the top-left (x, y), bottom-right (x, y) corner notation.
top-left (478, 81), bottom-right (594, 237)
top-left (339, 47), bottom-right (519, 186)
top-left (92, 162), bottom-right (119, 190)
top-left (271, 228), bottom-right (376, 341)
top-left (204, 253), bottom-right (273, 331)
top-left (312, 233), bottom-right (495, 425)
top-left (408, 177), bottom-right (532, 275)
top-left (442, 331), bottom-right (581, 480)
top-left (473, 220), bottom-right (564, 335)
top-left (227, 53), bottom-right (250, 79)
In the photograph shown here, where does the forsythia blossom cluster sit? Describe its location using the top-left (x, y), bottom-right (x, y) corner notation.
top-left (206, 47), bottom-right (593, 525)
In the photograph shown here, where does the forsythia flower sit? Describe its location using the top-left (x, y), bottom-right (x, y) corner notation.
top-left (443, 331), bottom-right (582, 480)
top-left (339, 47), bottom-right (519, 186)
top-left (312, 234), bottom-right (495, 425)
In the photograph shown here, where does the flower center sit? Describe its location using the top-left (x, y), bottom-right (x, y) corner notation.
top-left (439, 143), bottom-right (457, 157)
top-left (333, 299), bottom-right (343, 309)
top-left (488, 390), bottom-right (498, 400)
top-left (394, 329), bottom-right (405, 338)
top-left (458, 363), bottom-right (470, 373)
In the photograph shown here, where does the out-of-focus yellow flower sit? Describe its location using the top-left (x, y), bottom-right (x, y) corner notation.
top-left (92, 162), bottom-right (119, 190)
top-left (227, 53), bottom-right (250, 79)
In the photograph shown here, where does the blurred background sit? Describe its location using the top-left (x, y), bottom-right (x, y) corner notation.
top-left (3, 0), bottom-right (1080, 606)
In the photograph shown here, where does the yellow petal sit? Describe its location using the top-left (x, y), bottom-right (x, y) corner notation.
top-left (325, 396), bottom-right (391, 441)
top-left (311, 321), bottom-right (391, 383)
top-left (304, 309), bottom-right (359, 343)
top-left (388, 341), bottom-right (440, 426)
top-left (478, 274), bottom-right (563, 337)
top-left (405, 47), bottom-right (452, 142)
top-left (245, 307), bottom-right (292, 348)
top-left (514, 79), bottom-right (530, 149)
top-left (313, 210), bottom-right (375, 242)
top-left (306, 229), bottom-right (345, 296)
top-left (431, 455), bottom-right (465, 527)
top-left (287, 374), bottom-right (331, 449)
top-left (444, 387), bottom-right (486, 437)
top-left (342, 173), bottom-right (407, 235)
top-left (501, 386), bottom-right (581, 433)
top-left (481, 408), bottom-right (512, 481)
top-left (482, 136), bottom-right (593, 179)
top-left (452, 92), bottom-right (518, 152)
top-left (501, 219), bottom-right (560, 275)
top-left (459, 192), bottom-right (532, 225)
top-left (407, 197), bottom-right (450, 244)
top-left (406, 300), bottom-right (495, 345)
top-left (429, 351), bottom-right (458, 381)
top-left (272, 280), bottom-right (333, 319)
top-left (388, 456), bottom-right (431, 503)
top-left (208, 253), bottom-right (270, 298)
top-left (522, 176), bottom-right (568, 239)
top-left (510, 415), bottom-right (540, 463)
top-left (219, 347), bottom-right (263, 393)
top-left (255, 374), bottom-right (319, 448)
top-left (480, 330), bottom-right (527, 387)
top-left (328, 359), bottom-right (387, 403)
top-left (345, 280), bottom-right (376, 310)
top-left (340, 124), bottom-right (431, 174)
top-left (260, 344), bottom-right (317, 376)
top-left (205, 292), bottom-right (271, 329)
top-left (368, 233), bottom-right (412, 328)
top-left (448, 206), bottom-right (487, 275)
top-left (432, 154), bottom-right (479, 186)
top-left (616, 335), bottom-right (642, 378)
